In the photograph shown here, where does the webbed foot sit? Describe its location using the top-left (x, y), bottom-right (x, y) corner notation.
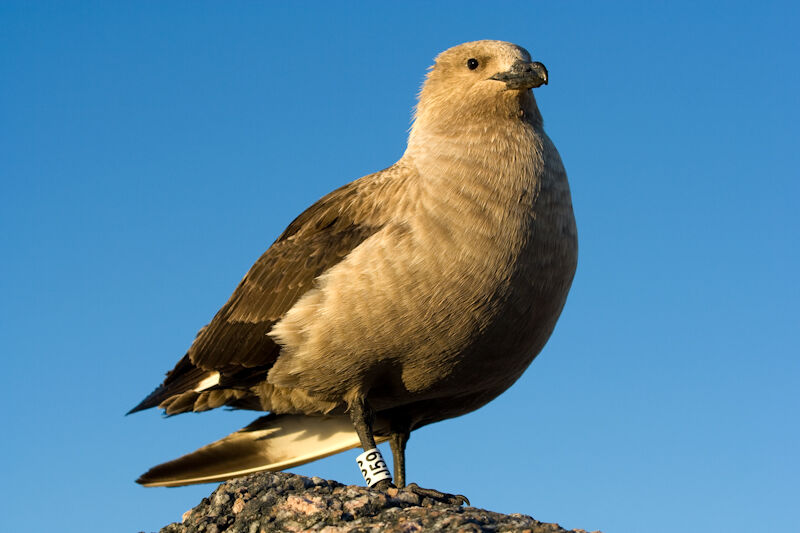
top-left (373, 479), bottom-right (469, 506)
top-left (404, 482), bottom-right (469, 506)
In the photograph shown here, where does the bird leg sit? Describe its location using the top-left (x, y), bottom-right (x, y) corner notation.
top-left (350, 401), bottom-right (469, 506)
top-left (349, 398), bottom-right (393, 490)
top-left (389, 430), bottom-right (408, 488)
top-left (388, 423), bottom-right (470, 506)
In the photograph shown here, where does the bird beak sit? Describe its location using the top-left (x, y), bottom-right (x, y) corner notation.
top-left (490, 60), bottom-right (548, 90)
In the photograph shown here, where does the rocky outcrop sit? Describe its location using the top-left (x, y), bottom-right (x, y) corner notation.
top-left (156, 472), bottom-right (598, 533)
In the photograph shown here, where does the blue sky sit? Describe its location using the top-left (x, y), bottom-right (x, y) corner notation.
top-left (1, 2), bottom-right (798, 532)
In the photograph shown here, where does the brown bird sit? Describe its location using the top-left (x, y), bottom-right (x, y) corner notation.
top-left (130, 40), bottom-right (578, 503)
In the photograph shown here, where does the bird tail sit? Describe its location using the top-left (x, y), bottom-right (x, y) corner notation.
top-left (136, 413), bottom-right (388, 487)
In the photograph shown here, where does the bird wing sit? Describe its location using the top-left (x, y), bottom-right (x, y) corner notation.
top-left (130, 165), bottom-right (402, 413)
top-left (188, 177), bottom-right (385, 370)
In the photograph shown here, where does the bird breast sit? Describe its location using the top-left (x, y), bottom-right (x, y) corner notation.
top-left (268, 121), bottom-right (577, 409)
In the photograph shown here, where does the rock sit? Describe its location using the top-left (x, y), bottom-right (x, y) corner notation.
top-left (157, 472), bottom-right (597, 532)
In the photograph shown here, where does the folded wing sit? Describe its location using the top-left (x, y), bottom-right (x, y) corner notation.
top-left (128, 167), bottom-right (401, 415)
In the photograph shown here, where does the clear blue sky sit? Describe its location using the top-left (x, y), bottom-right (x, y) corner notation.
top-left (1, 2), bottom-right (797, 532)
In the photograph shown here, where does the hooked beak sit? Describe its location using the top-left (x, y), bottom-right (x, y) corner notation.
top-left (490, 60), bottom-right (548, 90)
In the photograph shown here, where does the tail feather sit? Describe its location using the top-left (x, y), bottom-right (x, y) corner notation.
top-left (136, 414), bottom-right (389, 487)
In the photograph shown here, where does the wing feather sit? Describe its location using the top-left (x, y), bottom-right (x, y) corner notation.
top-left (130, 165), bottom-right (407, 413)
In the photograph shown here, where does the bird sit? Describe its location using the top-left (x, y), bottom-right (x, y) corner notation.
top-left (129, 39), bottom-right (578, 503)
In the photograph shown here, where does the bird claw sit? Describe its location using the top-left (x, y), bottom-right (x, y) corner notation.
top-left (404, 482), bottom-right (470, 506)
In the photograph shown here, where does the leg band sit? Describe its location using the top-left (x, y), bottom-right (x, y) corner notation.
top-left (356, 448), bottom-right (392, 487)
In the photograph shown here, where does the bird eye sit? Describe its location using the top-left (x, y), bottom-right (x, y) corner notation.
top-left (467, 58), bottom-right (479, 70)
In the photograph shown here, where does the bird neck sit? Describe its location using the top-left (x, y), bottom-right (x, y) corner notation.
top-left (400, 111), bottom-right (545, 253)
top-left (408, 89), bottom-right (542, 146)
top-left (404, 91), bottom-right (544, 195)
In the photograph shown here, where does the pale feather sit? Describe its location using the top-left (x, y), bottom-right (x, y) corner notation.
top-left (137, 414), bottom-right (389, 487)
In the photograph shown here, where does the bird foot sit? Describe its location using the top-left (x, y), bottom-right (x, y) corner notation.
top-left (371, 479), bottom-right (469, 506)
top-left (403, 482), bottom-right (470, 506)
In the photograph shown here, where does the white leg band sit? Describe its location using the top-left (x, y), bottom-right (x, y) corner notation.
top-left (356, 448), bottom-right (392, 487)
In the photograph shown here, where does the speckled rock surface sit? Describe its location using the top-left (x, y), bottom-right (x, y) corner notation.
top-left (155, 472), bottom-right (598, 533)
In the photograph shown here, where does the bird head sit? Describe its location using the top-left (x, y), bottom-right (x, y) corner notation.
top-left (412, 40), bottom-right (547, 138)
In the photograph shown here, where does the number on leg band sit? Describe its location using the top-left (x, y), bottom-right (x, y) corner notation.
top-left (356, 448), bottom-right (392, 487)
